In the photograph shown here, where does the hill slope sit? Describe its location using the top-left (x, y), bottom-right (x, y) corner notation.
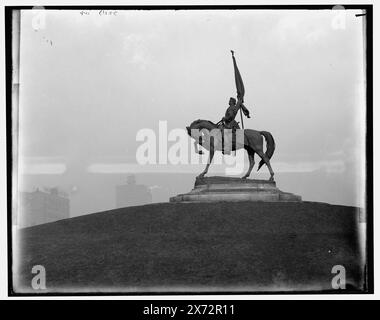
top-left (14, 201), bottom-right (365, 293)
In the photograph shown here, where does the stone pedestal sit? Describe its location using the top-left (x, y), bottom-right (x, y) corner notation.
top-left (170, 176), bottom-right (302, 203)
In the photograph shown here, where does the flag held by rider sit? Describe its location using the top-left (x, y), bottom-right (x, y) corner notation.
top-left (231, 50), bottom-right (250, 128)
top-left (231, 50), bottom-right (245, 102)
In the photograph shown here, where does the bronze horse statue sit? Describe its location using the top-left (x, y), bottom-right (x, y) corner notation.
top-left (186, 119), bottom-right (275, 180)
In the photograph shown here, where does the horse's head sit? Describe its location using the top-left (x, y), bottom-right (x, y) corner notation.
top-left (186, 119), bottom-right (216, 140)
top-left (186, 119), bottom-right (202, 140)
top-left (186, 119), bottom-right (201, 136)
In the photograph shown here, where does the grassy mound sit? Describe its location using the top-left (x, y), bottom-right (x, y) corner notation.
top-left (13, 201), bottom-right (365, 293)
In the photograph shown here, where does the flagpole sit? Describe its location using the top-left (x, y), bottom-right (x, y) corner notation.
top-left (240, 106), bottom-right (244, 129)
top-left (231, 50), bottom-right (245, 129)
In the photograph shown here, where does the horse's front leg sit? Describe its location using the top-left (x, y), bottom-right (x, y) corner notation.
top-left (194, 141), bottom-right (203, 155)
top-left (197, 147), bottom-right (214, 179)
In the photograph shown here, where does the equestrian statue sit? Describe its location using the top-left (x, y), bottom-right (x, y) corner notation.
top-left (186, 50), bottom-right (276, 181)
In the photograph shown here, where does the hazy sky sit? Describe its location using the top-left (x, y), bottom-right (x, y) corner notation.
top-left (17, 9), bottom-right (367, 210)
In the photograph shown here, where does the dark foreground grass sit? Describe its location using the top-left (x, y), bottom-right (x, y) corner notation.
top-left (13, 201), bottom-right (365, 293)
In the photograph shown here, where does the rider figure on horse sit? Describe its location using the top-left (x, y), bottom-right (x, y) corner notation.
top-left (222, 97), bottom-right (250, 130)
top-left (218, 97), bottom-right (250, 154)
top-left (218, 50), bottom-right (251, 155)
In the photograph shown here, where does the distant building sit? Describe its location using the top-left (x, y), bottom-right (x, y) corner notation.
top-left (115, 176), bottom-right (152, 208)
top-left (18, 188), bottom-right (70, 228)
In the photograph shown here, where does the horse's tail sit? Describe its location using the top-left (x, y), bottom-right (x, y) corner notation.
top-left (257, 131), bottom-right (275, 171)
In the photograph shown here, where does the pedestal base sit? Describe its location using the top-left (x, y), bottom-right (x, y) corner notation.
top-left (170, 176), bottom-right (302, 202)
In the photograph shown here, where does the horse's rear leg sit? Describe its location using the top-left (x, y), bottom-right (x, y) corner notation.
top-left (242, 149), bottom-right (255, 179)
top-left (257, 150), bottom-right (274, 181)
top-left (197, 147), bottom-right (215, 179)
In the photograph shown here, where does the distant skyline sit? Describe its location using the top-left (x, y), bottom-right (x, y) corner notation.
top-left (17, 8), bottom-right (367, 213)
